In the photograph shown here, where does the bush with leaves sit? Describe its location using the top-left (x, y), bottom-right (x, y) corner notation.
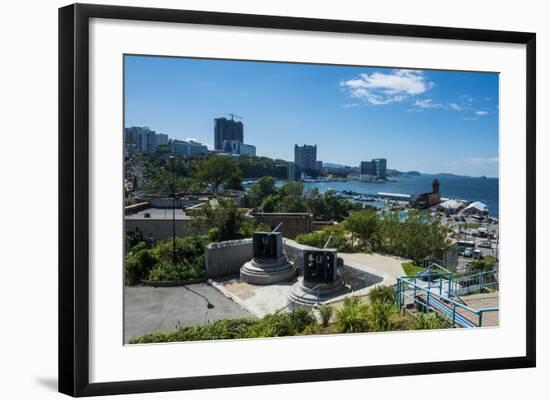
top-left (124, 236), bottom-right (210, 285)
top-left (319, 305), bottom-right (334, 327)
top-left (188, 198), bottom-right (264, 242)
top-left (365, 302), bottom-right (402, 332)
top-left (368, 285), bottom-right (397, 305)
top-left (124, 242), bottom-right (157, 286)
top-left (130, 309), bottom-right (316, 343)
top-left (335, 297), bottom-right (369, 333)
top-left (408, 313), bottom-right (452, 330)
top-left (295, 226), bottom-right (354, 252)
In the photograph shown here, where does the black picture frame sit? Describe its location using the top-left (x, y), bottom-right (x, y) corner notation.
top-left (59, 3), bottom-right (536, 397)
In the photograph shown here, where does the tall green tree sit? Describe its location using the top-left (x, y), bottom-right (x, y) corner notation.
top-left (245, 176), bottom-right (276, 208)
top-left (188, 198), bottom-right (262, 242)
top-left (343, 209), bottom-right (380, 251)
top-left (195, 155), bottom-right (243, 193)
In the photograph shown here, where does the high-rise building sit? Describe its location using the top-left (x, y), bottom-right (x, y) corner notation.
top-left (214, 117), bottom-right (244, 150)
top-left (373, 158), bottom-right (387, 179)
top-left (294, 144), bottom-right (317, 171)
top-left (316, 160), bottom-right (323, 171)
top-left (360, 161), bottom-right (376, 176)
top-left (124, 127), bottom-right (167, 154)
top-left (154, 133), bottom-right (169, 147)
top-left (360, 158), bottom-right (387, 181)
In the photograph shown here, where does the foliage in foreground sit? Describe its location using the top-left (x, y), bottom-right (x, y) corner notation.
top-left (368, 285), bottom-right (397, 305)
top-left (129, 297), bottom-right (456, 343)
top-left (409, 313), bottom-right (453, 330)
top-left (129, 308), bottom-right (317, 343)
top-left (125, 236), bottom-right (209, 285)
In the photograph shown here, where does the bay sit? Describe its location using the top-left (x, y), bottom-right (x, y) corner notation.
top-left (300, 174), bottom-right (499, 217)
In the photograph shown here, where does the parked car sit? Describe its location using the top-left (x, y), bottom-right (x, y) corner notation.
top-left (478, 241), bottom-right (492, 249)
top-left (463, 247), bottom-right (474, 257)
top-left (473, 249), bottom-right (482, 259)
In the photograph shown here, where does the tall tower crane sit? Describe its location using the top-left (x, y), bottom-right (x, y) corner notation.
top-left (228, 113), bottom-right (243, 121)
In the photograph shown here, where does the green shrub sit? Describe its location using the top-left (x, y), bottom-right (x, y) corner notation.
top-left (129, 309), bottom-right (317, 343)
top-left (368, 285), bottom-right (396, 304)
top-left (319, 305), bottom-right (334, 327)
top-left (129, 318), bottom-right (259, 343)
top-left (125, 236), bottom-right (209, 284)
top-left (365, 302), bottom-right (401, 332)
top-left (124, 242), bottom-right (157, 286)
top-left (409, 313), bottom-right (452, 330)
top-left (147, 260), bottom-right (207, 282)
top-left (250, 308), bottom-right (316, 338)
top-left (335, 297), bottom-right (369, 333)
top-left (295, 227), bottom-right (354, 252)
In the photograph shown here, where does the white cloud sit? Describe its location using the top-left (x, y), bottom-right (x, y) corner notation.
top-left (341, 69), bottom-right (432, 105)
top-left (475, 110), bottom-right (489, 116)
top-left (410, 99), bottom-right (463, 111)
top-left (341, 103), bottom-right (360, 108)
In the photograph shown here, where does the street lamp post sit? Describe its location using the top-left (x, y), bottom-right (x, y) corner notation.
top-left (169, 156), bottom-right (176, 266)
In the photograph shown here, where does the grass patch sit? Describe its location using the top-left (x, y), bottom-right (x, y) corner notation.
top-left (402, 262), bottom-right (423, 276)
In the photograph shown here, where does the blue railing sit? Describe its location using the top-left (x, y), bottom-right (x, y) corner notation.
top-left (449, 269), bottom-right (498, 297)
top-left (396, 275), bottom-right (498, 328)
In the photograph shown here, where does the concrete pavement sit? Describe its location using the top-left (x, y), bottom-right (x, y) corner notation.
top-left (124, 283), bottom-right (253, 342)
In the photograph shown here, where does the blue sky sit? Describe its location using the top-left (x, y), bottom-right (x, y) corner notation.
top-left (125, 55), bottom-right (499, 177)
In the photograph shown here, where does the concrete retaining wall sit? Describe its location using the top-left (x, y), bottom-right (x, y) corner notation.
top-left (252, 213), bottom-right (312, 239)
top-left (205, 238), bottom-right (253, 279)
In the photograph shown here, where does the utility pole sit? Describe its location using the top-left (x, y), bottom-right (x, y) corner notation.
top-left (169, 156), bottom-right (176, 266)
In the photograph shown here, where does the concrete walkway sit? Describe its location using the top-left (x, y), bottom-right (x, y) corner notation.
top-left (458, 292), bottom-right (499, 327)
top-left (124, 284), bottom-right (253, 343)
top-left (339, 252), bottom-right (410, 284)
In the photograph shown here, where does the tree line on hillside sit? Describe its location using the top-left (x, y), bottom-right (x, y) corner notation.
top-left (243, 176), bottom-right (363, 221)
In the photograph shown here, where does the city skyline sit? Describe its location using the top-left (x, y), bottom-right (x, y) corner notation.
top-left (125, 55), bottom-right (499, 177)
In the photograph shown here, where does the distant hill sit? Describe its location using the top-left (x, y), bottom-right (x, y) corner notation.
top-left (323, 162), bottom-right (350, 169)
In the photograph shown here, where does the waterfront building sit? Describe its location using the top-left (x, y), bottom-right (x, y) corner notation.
top-left (373, 158), bottom-right (387, 179)
top-left (294, 144), bottom-right (317, 171)
top-left (463, 201), bottom-right (489, 216)
top-left (411, 179), bottom-right (441, 209)
top-left (439, 199), bottom-right (463, 213)
top-left (316, 160), bottom-right (323, 171)
top-left (172, 139), bottom-right (208, 158)
top-left (360, 158), bottom-right (387, 181)
top-left (222, 140), bottom-right (256, 156)
top-left (214, 117), bottom-right (244, 150)
top-left (287, 162), bottom-right (299, 181)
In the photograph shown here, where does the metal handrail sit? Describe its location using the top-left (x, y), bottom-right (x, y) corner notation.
top-left (397, 276), bottom-right (499, 327)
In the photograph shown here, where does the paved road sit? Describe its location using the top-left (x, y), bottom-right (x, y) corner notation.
top-left (124, 284), bottom-right (253, 343)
